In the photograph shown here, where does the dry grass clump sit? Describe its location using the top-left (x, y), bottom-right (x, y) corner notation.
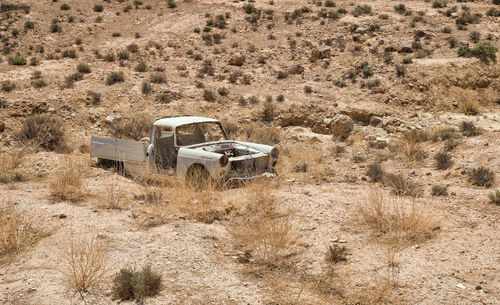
top-left (431, 185), bottom-right (448, 196)
top-left (0, 151), bottom-right (27, 184)
top-left (112, 265), bottom-right (162, 301)
top-left (366, 162), bottom-right (384, 182)
top-left (49, 157), bottom-right (87, 202)
top-left (230, 182), bottom-right (297, 265)
top-left (240, 123), bottom-right (282, 145)
top-left (110, 113), bottom-right (153, 141)
top-left (357, 190), bottom-right (437, 246)
top-left (58, 231), bottom-right (108, 296)
top-left (16, 114), bottom-right (68, 152)
top-left (394, 140), bottom-right (427, 163)
top-left (99, 183), bottom-right (130, 209)
top-left (0, 203), bottom-right (47, 265)
top-left (137, 175), bottom-right (232, 226)
top-left (460, 100), bottom-right (480, 115)
top-left (325, 245), bottom-right (348, 264)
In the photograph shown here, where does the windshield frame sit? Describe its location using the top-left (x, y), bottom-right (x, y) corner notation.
top-left (174, 122), bottom-right (230, 147)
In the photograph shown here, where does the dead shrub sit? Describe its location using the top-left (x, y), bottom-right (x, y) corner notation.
top-left (241, 123), bottom-right (282, 145)
top-left (357, 190), bottom-right (437, 246)
top-left (58, 231), bottom-right (108, 295)
top-left (0, 203), bottom-right (47, 265)
top-left (261, 100), bottom-right (276, 122)
top-left (49, 157), bottom-right (87, 202)
top-left (16, 114), bottom-right (68, 152)
top-left (110, 114), bottom-right (152, 140)
top-left (488, 190), bottom-right (500, 205)
top-left (460, 121), bottom-right (481, 137)
top-left (402, 129), bottom-right (430, 143)
top-left (112, 265), bottom-right (162, 301)
top-left (100, 183), bottom-right (129, 209)
top-left (431, 184), bottom-right (448, 196)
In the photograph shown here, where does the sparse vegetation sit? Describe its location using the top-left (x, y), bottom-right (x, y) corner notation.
top-left (458, 44), bottom-right (498, 63)
top-left (110, 114), bottom-right (152, 141)
top-left (434, 152), bottom-right (453, 170)
top-left (106, 71), bottom-right (125, 85)
top-left (50, 157), bottom-right (86, 202)
top-left (431, 185), bottom-right (448, 196)
top-left (366, 162), bottom-right (384, 182)
top-left (488, 190), bottom-right (500, 205)
top-left (385, 173), bottom-right (423, 197)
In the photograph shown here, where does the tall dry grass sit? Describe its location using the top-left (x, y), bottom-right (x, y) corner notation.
top-left (356, 190), bottom-right (438, 247)
top-left (0, 150), bottom-right (27, 184)
top-left (230, 181), bottom-right (297, 265)
top-left (49, 156), bottom-right (88, 202)
top-left (0, 203), bottom-right (47, 265)
top-left (57, 231), bottom-right (109, 295)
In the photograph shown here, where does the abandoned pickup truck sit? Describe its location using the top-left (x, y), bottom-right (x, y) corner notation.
top-left (90, 116), bottom-right (279, 182)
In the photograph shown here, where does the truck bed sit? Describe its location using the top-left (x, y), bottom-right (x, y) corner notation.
top-left (90, 136), bottom-right (148, 164)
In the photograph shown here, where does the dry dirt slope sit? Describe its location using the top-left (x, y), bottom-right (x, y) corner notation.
top-left (1, 0), bottom-right (500, 304)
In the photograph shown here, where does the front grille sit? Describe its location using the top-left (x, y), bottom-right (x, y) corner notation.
top-left (230, 156), bottom-right (269, 173)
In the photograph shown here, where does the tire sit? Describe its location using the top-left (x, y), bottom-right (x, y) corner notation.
top-left (185, 164), bottom-right (210, 189)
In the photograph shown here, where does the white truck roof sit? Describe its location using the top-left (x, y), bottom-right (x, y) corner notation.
top-left (153, 116), bottom-right (220, 128)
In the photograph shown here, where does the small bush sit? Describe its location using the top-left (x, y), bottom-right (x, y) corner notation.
top-left (432, 0), bottom-right (446, 8)
top-left (150, 73), bottom-right (166, 84)
top-left (394, 4), bottom-right (406, 14)
top-left (87, 91), bottom-right (101, 105)
top-left (8, 55), bottom-right (26, 65)
top-left (435, 152), bottom-right (453, 170)
top-left (112, 265), bottom-right (162, 300)
top-left (326, 245), bottom-right (347, 264)
top-left (460, 121), bottom-right (481, 137)
top-left (488, 190), bottom-right (500, 205)
top-left (468, 167), bottom-right (495, 188)
top-left (203, 89), bottom-right (216, 102)
top-left (17, 115), bottom-right (66, 152)
top-left (261, 100), bottom-right (276, 122)
top-left (77, 63), bottom-right (91, 74)
top-left (135, 62), bottom-right (147, 72)
top-left (352, 4), bottom-right (372, 17)
top-left (366, 162), bottom-right (384, 182)
top-left (93, 4), bottom-right (103, 12)
top-left (431, 185), bottom-right (448, 196)
top-left (141, 81), bottom-right (152, 95)
top-left (385, 173), bottom-right (423, 197)
top-left (353, 155), bottom-right (366, 163)
top-left (458, 44), bottom-right (498, 63)
top-left (362, 65), bottom-right (373, 78)
top-left (1, 81), bottom-right (16, 92)
top-left (106, 72), bottom-right (125, 85)
top-left (127, 43), bottom-right (139, 53)
top-left (168, 0), bottom-right (177, 9)
top-left (396, 65), bottom-right (406, 77)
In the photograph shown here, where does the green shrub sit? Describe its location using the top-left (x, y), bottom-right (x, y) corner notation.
top-left (8, 55), bottom-right (26, 65)
top-left (468, 167), bottom-right (495, 187)
top-left (106, 72), bottom-right (125, 85)
top-left (17, 115), bottom-right (66, 151)
top-left (362, 65), bottom-right (373, 78)
top-left (135, 62), bottom-right (147, 72)
top-left (168, 0), bottom-right (177, 9)
top-left (353, 155), bottom-right (366, 163)
top-left (112, 265), bottom-right (162, 301)
top-left (435, 152), bottom-right (453, 170)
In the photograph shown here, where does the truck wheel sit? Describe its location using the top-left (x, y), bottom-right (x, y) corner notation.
top-left (186, 164), bottom-right (210, 189)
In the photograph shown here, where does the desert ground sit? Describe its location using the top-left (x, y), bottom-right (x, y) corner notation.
top-left (0, 0), bottom-right (499, 304)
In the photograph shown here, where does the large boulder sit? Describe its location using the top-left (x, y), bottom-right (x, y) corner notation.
top-left (329, 114), bottom-right (354, 139)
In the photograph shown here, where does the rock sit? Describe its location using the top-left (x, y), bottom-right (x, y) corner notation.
top-left (288, 64), bottom-right (304, 74)
top-left (369, 116), bottom-right (383, 127)
top-left (228, 54), bottom-right (245, 66)
top-left (371, 137), bottom-right (388, 149)
top-left (329, 114), bottom-right (354, 139)
top-left (399, 44), bottom-right (414, 53)
top-left (355, 27), bottom-right (367, 34)
top-left (456, 283), bottom-right (466, 290)
top-left (104, 115), bottom-right (114, 123)
top-left (311, 46), bottom-right (331, 60)
top-left (384, 45), bottom-right (396, 52)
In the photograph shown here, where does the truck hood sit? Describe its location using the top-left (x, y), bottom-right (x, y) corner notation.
top-left (184, 140), bottom-right (267, 157)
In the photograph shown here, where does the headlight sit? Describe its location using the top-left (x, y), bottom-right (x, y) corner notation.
top-left (271, 147), bottom-right (279, 159)
top-left (219, 154), bottom-right (229, 167)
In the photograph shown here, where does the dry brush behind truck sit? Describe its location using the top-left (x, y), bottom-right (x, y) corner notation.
top-left (90, 116), bottom-right (279, 183)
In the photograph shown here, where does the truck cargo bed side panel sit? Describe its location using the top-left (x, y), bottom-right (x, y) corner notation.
top-left (90, 136), bottom-right (148, 164)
